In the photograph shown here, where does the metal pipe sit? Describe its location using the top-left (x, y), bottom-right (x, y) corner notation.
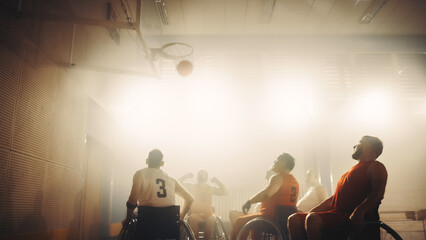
top-left (17, 0), bottom-right (22, 17)
top-left (20, 12), bottom-right (136, 30)
top-left (69, 24), bottom-right (76, 66)
top-left (135, 0), bottom-right (159, 78)
top-left (68, 63), bottom-right (158, 78)
top-left (360, 0), bottom-right (388, 24)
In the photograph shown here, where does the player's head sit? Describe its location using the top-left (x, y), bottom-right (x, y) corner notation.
top-left (146, 149), bottom-right (164, 168)
top-left (352, 136), bottom-right (383, 160)
top-left (306, 169), bottom-right (319, 185)
top-left (197, 169), bottom-right (208, 183)
top-left (273, 153), bottom-right (295, 173)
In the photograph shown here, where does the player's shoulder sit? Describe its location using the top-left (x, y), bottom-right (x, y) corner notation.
top-left (138, 167), bottom-right (151, 175)
top-left (133, 169), bottom-right (144, 179)
top-left (270, 173), bottom-right (284, 183)
top-left (139, 167), bottom-right (165, 176)
top-left (289, 173), bottom-right (298, 180)
top-left (368, 160), bottom-right (388, 174)
top-left (282, 173), bottom-right (297, 182)
top-left (370, 160), bottom-right (386, 169)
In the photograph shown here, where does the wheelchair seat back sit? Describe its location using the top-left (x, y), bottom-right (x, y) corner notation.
top-left (137, 205), bottom-right (180, 240)
top-left (324, 204), bottom-right (381, 240)
top-left (275, 205), bottom-right (297, 235)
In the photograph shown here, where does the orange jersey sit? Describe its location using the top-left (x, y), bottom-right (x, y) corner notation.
top-left (260, 173), bottom-right (299, 217)
top-left (330, 161), bottom-right (373, 213)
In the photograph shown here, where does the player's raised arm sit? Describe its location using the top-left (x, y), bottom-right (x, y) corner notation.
top-left (175, 179), bottom-right (194, 219)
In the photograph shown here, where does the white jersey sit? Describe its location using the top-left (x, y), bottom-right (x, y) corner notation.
top-left (137, 168), bottom-right (176, 207)
top-left (296, 184), bottom-right (328, 212)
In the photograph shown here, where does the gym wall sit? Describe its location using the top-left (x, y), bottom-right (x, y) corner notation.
top-left (0, 8), bottom-right (88, 240)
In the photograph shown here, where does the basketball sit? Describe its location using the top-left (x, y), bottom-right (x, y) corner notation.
top-left (176, 60), bottom-right (193, 77)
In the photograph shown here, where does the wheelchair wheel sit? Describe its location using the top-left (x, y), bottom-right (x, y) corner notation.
top-left (180, 220), bottom-right (197, 240)
top-left (236, 217), bottom-right (285, 240)
top-left (118, 218), bottom-right (137, 240)
top-left (348, 221), bottom-right (402, 240)
top-left (213, 216), bottom-right (229, 240)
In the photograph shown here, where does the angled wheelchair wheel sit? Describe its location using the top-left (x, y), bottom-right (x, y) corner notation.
top-left (118, 218), bottom-right (137, 240)
top-left (348, 221), bottom-right (402, 240)
top-left (180, 220), bottom-right (197, 240)
top-left (213, 216), bottom-right (229, 240)
top-left (236, 217), bottom-right (285, 240)
top-left (118, 219), bottom-right (195, 240)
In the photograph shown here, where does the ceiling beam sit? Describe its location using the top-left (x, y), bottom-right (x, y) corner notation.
top-left (19, 11), bottom-right (136, 30)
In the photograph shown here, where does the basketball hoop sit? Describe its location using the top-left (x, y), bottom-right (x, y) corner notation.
top-left (150, 42), bottom-right (194, 77)
top-left (151, 42), bottom-right (193, 60)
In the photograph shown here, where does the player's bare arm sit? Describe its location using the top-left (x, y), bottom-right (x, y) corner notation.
top-left (350, 161), bottom-right (388, 231)
top-left (212, 177), bottom-right (228, 196)
top-left (175, 179), bottom-right (194, 219)
top-left (178, 172), bottom-right (194, 183)
top-left (122, 171), bottom-right (142, 225)
top-left (350, 161), bottom-right (387, 226)
top-left (249, 174), bottom-right (283, 204)
top-left (242, 174), bottom-right (283, 214)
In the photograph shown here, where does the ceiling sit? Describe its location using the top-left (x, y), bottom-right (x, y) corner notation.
top-left (14, 0), bottom-right (426, 40)
top-left (4, 0), bottom-right (426, 77)
top-left (159, 0), bottom-right (426, 35)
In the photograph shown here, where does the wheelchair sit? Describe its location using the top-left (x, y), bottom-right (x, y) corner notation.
top-left (322, 220), bottom-right (403, 240)
top-left (187, 215), bottom-right (228, 240)
top-left (347, 221), bottom-right (403, 240)
top-left (322, 206), bottom-right (402, 240)
top-left (213, 216), bottom-right (229, 240)
top-left (118, 205), bottom-right (196, 240)
top-left (236, 206), bottom-right (297, 240)
top-left (236, 219), bottom-right (402, 240)
top-left (196, 215), bottom-right (228, 240)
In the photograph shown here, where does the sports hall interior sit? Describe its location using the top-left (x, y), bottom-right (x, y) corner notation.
top-left (0, 0), bottom-right (425, 239)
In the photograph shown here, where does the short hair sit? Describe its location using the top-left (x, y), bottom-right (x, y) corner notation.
top-left (147, 149), bottom-right (163, 167)
top-left (197, 169), bottom-right (208, 183)
top-left (197, 169), bottom-right (208, 177)
top-left (306, 169), bottom-right (318, 179)
top-left (278, 153), bottom-right (295, 171)
top-left (362, 135), bottom-right (383, 158)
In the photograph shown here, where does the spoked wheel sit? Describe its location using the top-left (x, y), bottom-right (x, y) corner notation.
top-left (213, 216), bottom-right (229, 240)
top-left (118, 218), bottom-right (137, 240)
top-left (236, 217), bottom-right (285, 240)
top-left (348, 221), bottom-right (403, 240)
top-left (180, 220), bottom-right (197, 240)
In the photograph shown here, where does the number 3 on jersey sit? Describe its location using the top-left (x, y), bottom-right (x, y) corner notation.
top-left (156, 178), bottom-right (167, 198)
